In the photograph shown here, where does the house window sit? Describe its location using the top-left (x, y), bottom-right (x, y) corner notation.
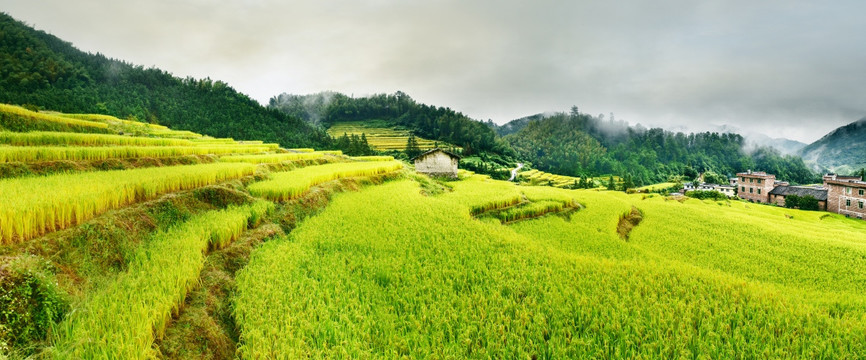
top-left (741, 186), bottom-right (745, 192)
top-left (757, 189), bottom-right (761, 195)
top-left (860, 201), bottom-right (864, 209)
top-left (741, 177), bottom-right (745, 182)
top-left (846, 199), bottom-right (851, 207)
top-left (859, 189), bottom-right (864, 196)
top-left (847, 188), bottom-right (852, 194)
top-left (750, 178), bottom-right (754, 183)
top-left (750, 188), bottom-right (753, 193)
top-left (757, 179), bottom-right (762, 184)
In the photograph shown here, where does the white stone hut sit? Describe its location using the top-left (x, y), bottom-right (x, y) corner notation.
top-left (411, 148), bottom-right (460, 178)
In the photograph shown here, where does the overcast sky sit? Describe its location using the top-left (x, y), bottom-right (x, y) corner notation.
top-left (5, 0), bottom-right (865, 143)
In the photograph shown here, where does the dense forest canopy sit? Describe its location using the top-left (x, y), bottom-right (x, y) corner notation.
top-left (269, 91), bottom-right (511, 156)
top-left (503, 109), bottom-right (818, 185)
top-left (0, 13), bottom-right (329, 148)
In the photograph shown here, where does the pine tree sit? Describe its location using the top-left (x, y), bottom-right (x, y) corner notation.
top-left (607, 175), bottom-right (616, 190)
top-left (405, 134), bottom-right (421, 158)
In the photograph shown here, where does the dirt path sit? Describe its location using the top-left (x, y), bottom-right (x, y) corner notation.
top-left (509, 163), bottom-right (524, 181)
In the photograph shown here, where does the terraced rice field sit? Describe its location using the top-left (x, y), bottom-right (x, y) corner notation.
top-left (3, 103), bottom-right (866, 359)
top-left (327, 121), bottom-right (456, 151)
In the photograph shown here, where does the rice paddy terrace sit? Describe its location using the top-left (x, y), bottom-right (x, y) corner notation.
top-left (326, 120), bottom-right (458, 151)
top-left (1, 103), bottom-right (865, 358)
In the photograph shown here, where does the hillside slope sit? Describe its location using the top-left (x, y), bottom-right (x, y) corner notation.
top-left (800, 117), bottom-right (866, 173)
top-left (0, 12), bottom-right (329, 148)
top-left (503, 111), bottom-right (817, 185)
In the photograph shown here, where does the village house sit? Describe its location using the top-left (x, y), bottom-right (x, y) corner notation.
top-left (768, 185), bottom-right (828, 211)
top-left (736, 170), bottom-right (777, 203)
top-left (411, 148), bottom-right (460, 178)
top-left (714, 185), bottom-right (736, 197)
top-left (823, 174), bottom-right (866, 219)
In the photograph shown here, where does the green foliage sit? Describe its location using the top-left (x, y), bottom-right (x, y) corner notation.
top-left (800, 118), bottom-right (866, 173)
top-left (0, 255), bottom-right (68, 354)
top-left (784, 194), bottom-right (820, 211)
top-left (403, 133), bottom-right (421, 159)
top-left (685, 189), bottom-right (729, 201)
top-left (272, 91), bottom-right (505, 156)
top-left (334, 132), bottom-right (373, 156)
top-left (0, 13), bottom-right (330, 148)
top-left (504, 111), bottom-right (818, 185)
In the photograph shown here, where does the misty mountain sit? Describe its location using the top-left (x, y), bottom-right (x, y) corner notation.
top-left (800, 117), bottom-right (866, 174)
top-left (488, 114), bottom-right (542, 137)
top-left (504, 111), bottom-right (817, 185)
top-left (0, 12), bottom-right (329, 147)
top-left (745, 133), bottom-right (807, 156)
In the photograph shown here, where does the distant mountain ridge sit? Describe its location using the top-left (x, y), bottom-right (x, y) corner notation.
top-left (800, 117), bottom-right (866, 174)
top-left (0, 12), bottom-right (329, 147)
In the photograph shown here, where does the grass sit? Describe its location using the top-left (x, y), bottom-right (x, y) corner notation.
top-left (350, 155), bottom-right (395, 161)
top-left (0, 162), bottom-right (256, 243)
top-left (636, 182), bottom-right (677, 192)
top-left (247, 161), bottom-right (404, 201)
top-left (0, 145), bottom-right (273, 163)
top-left (234, 179), bottom-right (866, 358)
top-left (50, 201), bottom-right (272, 359)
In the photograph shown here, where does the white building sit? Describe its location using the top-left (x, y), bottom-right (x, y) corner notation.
top-left (412, 148), bottom-right (460, 178)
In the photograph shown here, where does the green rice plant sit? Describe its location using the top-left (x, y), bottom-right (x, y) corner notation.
top-left (0, 145), bottom-right (272, 163)
top-left (441, 174), bottom-right (523, 215)
top-left (350, 155), bottom-right (395, 161)
top-left (0, 104), bottom-right (112, 134)
top-left (494, 200), bottom-right (576, 223)
top-left (219, 152), bottom-right (327, 164)
top-left (0, 131), bottom-right (195, 147)
top-left (51, 201), bottom-right (273, 359)
top-left (58, 113), bottom-right (169, 130)
top-left (149, 129), bottom-right (205, 139)
top-left (189, 138), bottom-right (237, 144)
top-left (234, 179), bottom-right (866, 358)
top-left (247, 161), bottom-right (403, 201)
top-left (0, 162), bottom-right (256, 243)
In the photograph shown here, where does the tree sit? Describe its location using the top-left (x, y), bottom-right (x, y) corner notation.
top-left (404, 133), bottom-right (422, 158)
top-left (607, 175), bottom-right (616, 190)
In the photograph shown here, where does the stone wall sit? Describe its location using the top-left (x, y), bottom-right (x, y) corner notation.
top-left (415, 151), bottom-right (458, 178)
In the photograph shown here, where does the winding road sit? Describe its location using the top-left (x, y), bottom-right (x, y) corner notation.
top-left (509, 163), bottom-right (524, 181)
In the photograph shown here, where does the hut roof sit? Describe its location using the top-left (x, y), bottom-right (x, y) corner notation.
top-left (411, 148), bottom-right (461, 161)
top-left (769, 185), bottom-right (828, 201)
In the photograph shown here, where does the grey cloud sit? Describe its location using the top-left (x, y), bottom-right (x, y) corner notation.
top-left (5, 0), bottom-right (866, 143)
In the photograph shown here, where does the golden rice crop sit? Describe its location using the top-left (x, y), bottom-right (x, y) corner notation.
top-left (0, 144), bottom-right (272, 163)
top-left (51, 201), bottom-right (272, 359)
top-left (287, 148), bottom-right (316, 152)
top-left (0, 104), bottom-right (112, 134)
top-left (350, 155), bottom-right (395, 161)
top-left (59, 113), bottom-right (169, 130)
top-left (0, 162), bottom-right (256, 243)
top-left (247, 161), bottom-right (403, 201)
top-left (327, 122), bottom-right (458, 151)
top-left (0, 131), bottom-right (195, 147)
top-left (219, 152), bottom-right (326, 164)
top-left (234, 179), bottom-right (866, 358)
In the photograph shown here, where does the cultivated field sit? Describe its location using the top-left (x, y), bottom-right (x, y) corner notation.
top-left (327, 120), bottom-right (457, 151)
top-left (1, 103), bottom-right (864, 358)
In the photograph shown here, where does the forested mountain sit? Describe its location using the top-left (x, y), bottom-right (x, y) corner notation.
top-left (504, 110), bottom-right (817, 185)
top-left (0, 13), bottom-right (329, 147)
top-left (269, 91), bottom-right (511, 156)
top-left (800, 117), bottom-right (866, 174)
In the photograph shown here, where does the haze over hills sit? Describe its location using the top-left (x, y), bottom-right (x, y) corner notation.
top-left (0, 13), bottom-right (329, 148)
top-left (800, 117), bottom-right (866, 174)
